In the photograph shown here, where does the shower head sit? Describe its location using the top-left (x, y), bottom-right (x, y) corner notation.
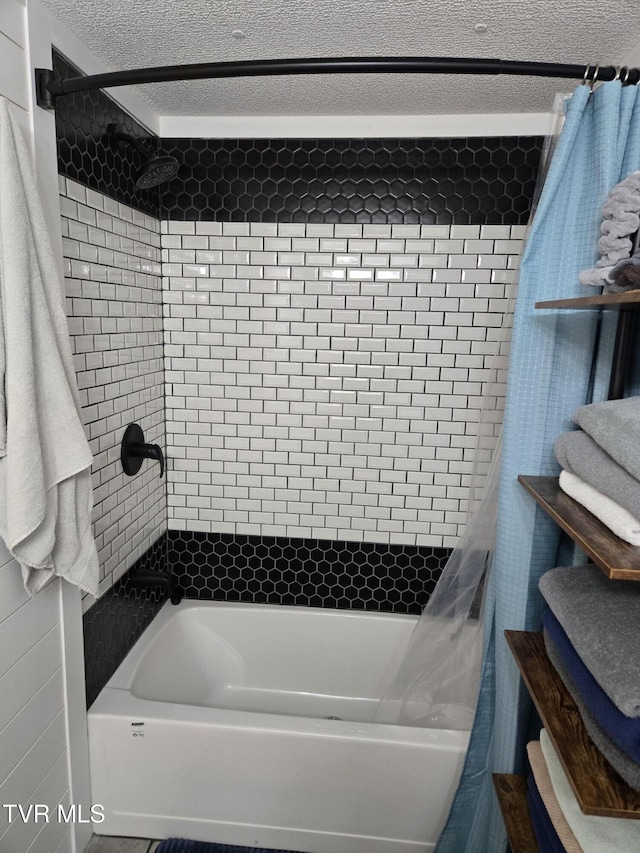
top-left (134, 154), bottom-right (179, 189)
top-left (106, 123), bottom-right (179, 188)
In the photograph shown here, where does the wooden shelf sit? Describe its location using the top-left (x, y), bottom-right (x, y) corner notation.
top-left (536, 291), bottom-right (640, 310)
top-left (506, 630), bottom-right (640, 819)
top-left (493, 774), bottom-right (539, 853)
top-left (518, 475), bottom-right (640, 581)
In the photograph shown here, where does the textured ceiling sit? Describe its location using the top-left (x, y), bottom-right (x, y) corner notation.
top-left (43, 0), bottom-right (640, 116)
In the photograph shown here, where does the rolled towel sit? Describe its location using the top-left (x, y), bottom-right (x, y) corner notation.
top-left (579, 170), bottom-right (640, 289)
top-left (573, 396), bottom-right (640, 482)
top-left (555, 430), bottom-right (640, 521)
top-left (543, 608), bottom-right (640, 761)
top-left (540, 728), bottom-right (640, 852)
top-left (527, 740), bottom-right (583, 853)
top-left (559, 469), bottom-right (640, 545)
top-left (526, 773), bottom-right (567, 853)
top-left (538, 564), bottom-right (640, 717)
top-left (544, 628), bottom-right (640, 791)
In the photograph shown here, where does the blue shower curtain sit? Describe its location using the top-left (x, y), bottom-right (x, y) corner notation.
top-left (435, 80), bottom-right (640, 853)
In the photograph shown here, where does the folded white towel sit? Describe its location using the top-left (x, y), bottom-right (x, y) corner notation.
top-left (540, 728), bottom-right (640, 853)
top-left (0, 97), bottom-right (98, 596)
top-left (559, 469), bottom-right (640, 546)
top-left (526, 740), bottom-right (583, 853)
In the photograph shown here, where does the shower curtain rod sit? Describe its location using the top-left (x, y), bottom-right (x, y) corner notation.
top-left (34, 55), bottom-right (639, 110)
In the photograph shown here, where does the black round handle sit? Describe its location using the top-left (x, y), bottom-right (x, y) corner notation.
top-left (121, 423), bottom-right (165, 478)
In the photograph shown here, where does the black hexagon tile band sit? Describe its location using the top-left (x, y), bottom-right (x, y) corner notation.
top-left (83, 536), bottom-right (167, 708)
top-left (53, 49), bottom-right (542, 226)
top-left (159, 136), bottom-right (543, 224)
top-left (168, 531), bottom-right (450, 615)
top-left (53, 51), bottom-right (160, 218)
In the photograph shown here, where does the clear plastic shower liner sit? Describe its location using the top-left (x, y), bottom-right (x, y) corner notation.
top-left (373, 98), bottom-right (566, 731)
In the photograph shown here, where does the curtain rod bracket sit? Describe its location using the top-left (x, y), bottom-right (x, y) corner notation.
top-left (35, 68), bottom-right (63, 110)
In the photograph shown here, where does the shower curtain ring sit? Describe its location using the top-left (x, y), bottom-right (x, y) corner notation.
top-left (590, 63), bottom-right (600, 89)
top-left (621, 66), bottom-right (632, 85)
top-left (614, 66), bottom-right (622, 81)
top-left (582, 63), bottom-right (592, 85)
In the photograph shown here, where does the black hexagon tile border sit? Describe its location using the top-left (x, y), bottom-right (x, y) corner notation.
top-left (168, 531), bottom-right (450, 615)
top-left (52, 49), bottom-right (543, 226)
top-left (159, 136), bottom-right (543, 224)
top-left (83, 536), bottom-right (167, 708)
top-left (53, 51), bottom-right (160, 218)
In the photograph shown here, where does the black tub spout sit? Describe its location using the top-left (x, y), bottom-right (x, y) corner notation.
top-left (129, 568), bottom-right (184, 605)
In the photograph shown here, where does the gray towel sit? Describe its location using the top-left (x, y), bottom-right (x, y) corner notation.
top-left (539, 564), bottom-right (640, 717)
top-left (0, 97), bottom-right (98, 596)
top-left (544, 630), bottom-right (640, 792)
top-left (555, 430), bottom-right (640, 520)
top-left (573, 396), bottom-right (640, 482)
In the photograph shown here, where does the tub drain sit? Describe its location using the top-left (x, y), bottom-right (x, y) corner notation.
top-left (325, 715), bottom-right (342, 720)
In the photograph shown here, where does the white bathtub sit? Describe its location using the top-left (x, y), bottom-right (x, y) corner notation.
top-left (88, 600), bottom-right (469, 853)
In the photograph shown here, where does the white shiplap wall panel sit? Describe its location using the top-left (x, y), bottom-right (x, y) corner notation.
top-left (1, 751), bottom-right (69, 853)
top-left (0, 711), bottom-right (67, 838)
top-left (1, 0), bottom-right (25, 47)
top-left (0, 31), bottom-right (29, 107)
top-left (0, 4), bottom-right (73, 853)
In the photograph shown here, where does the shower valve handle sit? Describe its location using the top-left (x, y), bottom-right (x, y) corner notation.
top-left (129, 442), bottom-right (164, 478)
top-left (121, 423), bottom-right (165, 478)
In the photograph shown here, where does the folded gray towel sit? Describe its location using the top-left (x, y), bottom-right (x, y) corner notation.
top-left (573, 396), bottom-right (640, 482)
top-left (544, 629), bottom-right (640, 792)
top-left (555, 430), bottom-right (640, 520)
top-left (539, 564), bottom-right (640, 717)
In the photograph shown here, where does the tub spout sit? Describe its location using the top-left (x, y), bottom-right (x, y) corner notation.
top-left (129, 569), bottom-right (184, 605)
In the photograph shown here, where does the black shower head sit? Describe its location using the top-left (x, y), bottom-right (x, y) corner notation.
top-left (106, 123), bottom-right (179, 188)
top-left (135, 154), bottom-right (180, 189)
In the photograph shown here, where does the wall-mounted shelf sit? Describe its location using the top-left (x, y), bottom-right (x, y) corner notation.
top-left (535, 290), bottom-right (640, 399)
top-left (535, 291), bottom-right (640, 310)
top-left (506, 630), bottom-right (640, 819)
top-left (518, 475), bottom-right (640, 581)
top-left (492, 774), bottom-right (539, 852)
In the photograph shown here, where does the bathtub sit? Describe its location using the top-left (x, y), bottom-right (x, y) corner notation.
top-left (88, 600), bottom-right (469, 853)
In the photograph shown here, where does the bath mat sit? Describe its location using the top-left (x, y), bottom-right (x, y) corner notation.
top-left (155, 839), bottom-right (307, 853)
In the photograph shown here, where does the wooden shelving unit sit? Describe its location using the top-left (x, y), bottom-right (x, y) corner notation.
top-left (495, 289), bottom-right (640, 843)
top-left (506, 630), bottom-right (640, 819)
top-left (518, 475), bottom-right (640, 581)
top-left (492, 774), bottom-right (539, 852)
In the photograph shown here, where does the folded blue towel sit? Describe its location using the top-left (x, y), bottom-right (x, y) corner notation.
top-left (545, 630), bottom-right (640, 791)
top-left (526, 773), bottom-right (566, 853)
top-left (543, 607), bottom-right (640, 762)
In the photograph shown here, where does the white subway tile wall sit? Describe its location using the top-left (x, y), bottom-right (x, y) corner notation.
top-left (164, 221), bottom-right (523, 548)
top-left (60, 178), bottom-right (167, 599)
